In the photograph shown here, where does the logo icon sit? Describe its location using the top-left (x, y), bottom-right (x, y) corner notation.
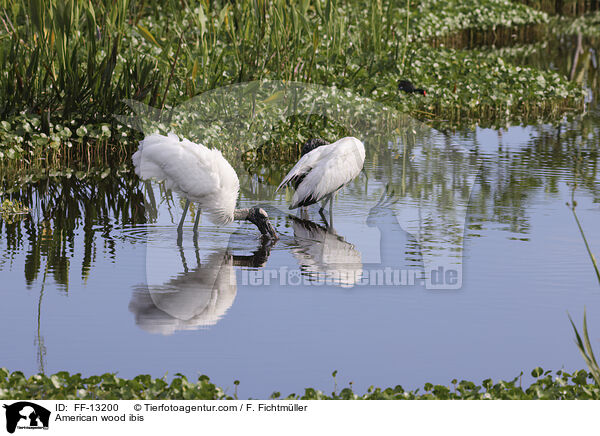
top-left (3, 402), bottom-right (50, 433)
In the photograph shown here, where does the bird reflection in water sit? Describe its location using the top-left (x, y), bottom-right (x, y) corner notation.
top-left (129, 238), bottom-right (274, 335)
top-left (289, 216), bottom-right (363, 288)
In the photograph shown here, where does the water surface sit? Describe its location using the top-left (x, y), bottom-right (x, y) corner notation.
top-left (2, 25), bottom-right (600, 397)
top-left (1, 107), bottom-right (599, 397)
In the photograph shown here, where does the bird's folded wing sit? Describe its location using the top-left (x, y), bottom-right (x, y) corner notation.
top-left (276, 143), bottom-right (335, 192)
top-left (133, 133), bottom-right (239, 225)
top-left (291, 139), bottom-right (365, 208)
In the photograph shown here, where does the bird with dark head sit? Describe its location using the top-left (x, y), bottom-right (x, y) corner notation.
top-left (277, 136), bottom-right (365, 225)
top-left (240, 207), bottom-right (278, 239)
top-left (301, 138), bottom-right (328, 157)
top-left (290, 138), bottom-right (329, 191)
top-left (133, 134), bottom-right (278, 241)
top-left (397, 80), bottom-right (426, 96)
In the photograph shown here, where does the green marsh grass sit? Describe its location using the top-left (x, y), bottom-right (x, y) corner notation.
top-left (0, 0), bottom-right (588, 173)
top-left (569, 311), bottom-right (600, 386)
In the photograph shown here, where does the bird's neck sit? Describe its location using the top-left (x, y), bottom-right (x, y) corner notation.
top-left (233, 208), bottom-right (250, 221)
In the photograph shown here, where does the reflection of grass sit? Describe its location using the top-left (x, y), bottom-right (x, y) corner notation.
top-left (550, 11), bottom-right (600, 37)
top-left (0, 173), bottom-right (147, 291)
top-left (0, 199), bottom-right (29, 224)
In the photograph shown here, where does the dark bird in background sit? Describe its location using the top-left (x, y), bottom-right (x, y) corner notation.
top-left (397, 80), bottom-right (427, 96)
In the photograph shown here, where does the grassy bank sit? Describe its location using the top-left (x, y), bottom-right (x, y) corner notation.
top-left (1, 367), bottom-right (599, 400)
top-left (0, 0), bottom-right (588, 170)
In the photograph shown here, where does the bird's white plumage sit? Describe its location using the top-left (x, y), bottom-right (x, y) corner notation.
top-left (277, 137), bottom-right (365, 209)
top-left (129, 251), bottom-right (236, 334)
top-left (132, 133), bottom-right (239, 225)
top-left (291, 220), bottom-right (363, 287)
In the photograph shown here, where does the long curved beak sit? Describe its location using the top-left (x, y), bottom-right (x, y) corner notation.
top-left (259, 217), bottom-right (279, 240)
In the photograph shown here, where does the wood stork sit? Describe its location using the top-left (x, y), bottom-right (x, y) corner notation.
top-left (132, 133), bottom-right (278, 241)
top-left (300, 138), bottom-right (328, 158)
top-left (276, 136), bottom-right (365, 225)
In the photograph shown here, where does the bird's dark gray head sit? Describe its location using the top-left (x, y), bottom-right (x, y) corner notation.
top-left (301, 138), bottom-right (328, 156)
top-left (247, 207), bottom-right (278, 240)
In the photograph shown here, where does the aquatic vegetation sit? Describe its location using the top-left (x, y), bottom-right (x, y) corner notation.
top-left (0, 1), bottom-right (598, 401)
top-left (410, 0), bottom-right (548, 40)
top-left (0, 369), bottom-right (230, 400)
top-left (390, 45), bottom-right (584, 129)
top-left (0, 114), bottom-right (132, 170)
top-left (0, 0), bottom-right (160, 124)
top-left (0, 0), bottom-right (589, 167)
top-left (518, 0), bottom-right (600, 16)
top-left (0, 367), bottom-right (598, 400)
top-left (551, 11), bottom-right (600, 37)
top-left (0, 199), bottom-right (29, 224)
top-left (0, 172), bottom-right (146, 291)
top-left (567, 175), bottom-right (600, 387)
top-left (569, 312), bottom-right (600, 386)
top-left (568, 184), bottom-right (600, 283)
top-left (282, 368), bottom-right (600, 399)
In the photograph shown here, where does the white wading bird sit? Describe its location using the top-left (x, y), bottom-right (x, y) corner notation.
top-left (132, 133), bottom-right (278, 240)
top-left (276, 137), bottom-right (366, 224)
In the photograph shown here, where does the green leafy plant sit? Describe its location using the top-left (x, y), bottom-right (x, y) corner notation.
top-left (1, 368), bottom-right (598, 400)
top-left (0, 199), bottom-right (29, 224)
top-left (0, 0), bottom-right (588, 171)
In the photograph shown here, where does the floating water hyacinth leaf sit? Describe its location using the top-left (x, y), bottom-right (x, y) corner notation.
top-left (531, 367), bottom-right (543, 377)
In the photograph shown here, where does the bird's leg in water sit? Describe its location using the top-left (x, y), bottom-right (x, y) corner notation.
top-left (193, 230), bottom-right (201, 266)
top-left (318, 195), bottom-right (329, 215)
top-left (318, 194), bottom-right (333, 228)
top-left (318, 207), bottom-right (328, 225)
top-left (328, 193), bottom-right (334, 226)
top-left (178, 244), bottom-right (189, 273)
top-left (192, 205), bottom-right (201, 244)
top-left (177, 199), bottom-right (190, 246)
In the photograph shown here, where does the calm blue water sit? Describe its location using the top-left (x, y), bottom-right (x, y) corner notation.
top-left (1, 119), bottom-right (599, 398)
